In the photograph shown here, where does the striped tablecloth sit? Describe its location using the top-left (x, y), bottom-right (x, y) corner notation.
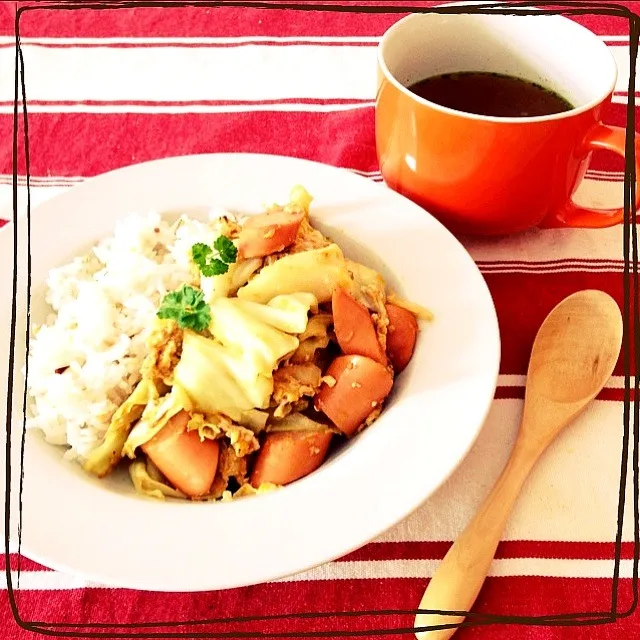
top-left (1, 1), bottom-right (639, 638)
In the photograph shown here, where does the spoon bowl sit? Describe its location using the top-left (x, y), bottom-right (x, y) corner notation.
top-left (521, 289), bottom-right (624, 451)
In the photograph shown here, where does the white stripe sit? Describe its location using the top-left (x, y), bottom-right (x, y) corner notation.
top-left (0, 103), bottom-right (377, 114)
top-left (1, 571), bottom-right (107, 590)
top-left (276, 558), bottom-right (634, 581)
top-left (0, 45), bottom-right (376, 102)
top-left (0, 558), bottom-right (634, 590)
top-left (0, 44), bottom-right (635, 106)
top-left (0, 95), bottom-right (631, 114)
top-left (0, 34), bottom-right (628, 46)
top-left (587, 170), bottom-right (625, 177)
top-left (349, 169), bottom-right (383, 177)
top-left (0, 175), bottom-right (86, 185)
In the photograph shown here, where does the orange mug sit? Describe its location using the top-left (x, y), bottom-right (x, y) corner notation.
top-left (375, 10), bottom-right (640, 236)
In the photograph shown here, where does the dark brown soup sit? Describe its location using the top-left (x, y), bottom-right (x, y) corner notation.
top-left (406, 72), bottom-right (573, 118)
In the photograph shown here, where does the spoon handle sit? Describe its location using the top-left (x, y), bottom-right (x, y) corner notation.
top-left (414, 437), bottom-right (538, 640)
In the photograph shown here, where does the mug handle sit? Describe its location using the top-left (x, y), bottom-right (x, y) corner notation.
top-left (543, 124), bottom-right (640, 229)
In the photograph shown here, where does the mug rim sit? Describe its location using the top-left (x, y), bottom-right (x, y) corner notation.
top-left (376, 5), bottom-right (619, 125)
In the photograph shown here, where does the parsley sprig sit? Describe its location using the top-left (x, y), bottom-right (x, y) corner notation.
top-left (191, 235), bottom-right (238, 277)
top-left (157, 284), bottom-right (211, 332)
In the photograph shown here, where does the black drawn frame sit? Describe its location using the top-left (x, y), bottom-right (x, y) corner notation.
top-left (4, 0), bottom-right (640, 637)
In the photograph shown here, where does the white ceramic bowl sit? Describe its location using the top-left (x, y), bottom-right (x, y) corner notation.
top-left (0, 153), bottom-right (500, 592)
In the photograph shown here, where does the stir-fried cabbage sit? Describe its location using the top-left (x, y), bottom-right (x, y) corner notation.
top-left (290, 314), bottom-right (333, 364)
top-left (122, 383), bottom-right (193, 458)
top-left (288, 184), bottom-right (313, 213)
top-left (387, 290), bottom-right (434, 321)
top-left (267, 412), bottom-right (337, 434)
top-left (230, 257), bottom-right (262, 291)
top-left (129, 459), bottom-right (186, 500)
top-left (236, 244), bottom-right (352, 304)
top-left (186, 412), bottom-right (259, 457)
top-left (174, 293), bottom-right (314, 415)
top-left (221, 481), bottom-right (281, 501)
top-left (83, 378), bottom-right (161, 478)
top-left (231, 292), bottom-right (317, 334)
top-left (200, 257), bottom-right (263, 304)
top-left (345, 258), bottom-right (388, 319)
top-left (174, 331), bottom-right (258, 411)
top-left (223, 408), bottom-right (269, 432)
top-left (200, 266), bottom-right (234, 303)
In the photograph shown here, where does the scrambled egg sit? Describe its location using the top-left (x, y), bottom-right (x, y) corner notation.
top-left (209, 441), bottom-right (249, 499)
top-left (218, 215), bottom-right (242, 239)
top-left (186, 412), bottom-right (259, 458)
top-left (289, 313), bottom-right (333, 365)
top-left (141, 318), bottom-right (183, 383)
top-left (271, 363), bottom-right (323, 418)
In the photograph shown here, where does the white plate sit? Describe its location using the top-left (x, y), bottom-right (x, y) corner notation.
top-left (0, 153), bottom-right (500, 592)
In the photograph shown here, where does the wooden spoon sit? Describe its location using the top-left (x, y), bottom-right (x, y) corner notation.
top-left (414, 289), bottom-right (623, 640)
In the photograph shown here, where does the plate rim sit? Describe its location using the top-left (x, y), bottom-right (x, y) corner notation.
top-left (2, 152), bottom-right (501, 591)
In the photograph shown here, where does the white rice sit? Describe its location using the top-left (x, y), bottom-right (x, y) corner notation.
top-left (25, 210), bottom-right (232, 461)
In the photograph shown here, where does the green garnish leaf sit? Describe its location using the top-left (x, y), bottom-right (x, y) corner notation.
top-left (191, 242), bottom-right (212, 266)
top-left (191, 236), bottom-right (238, 277)
top-left (213, 235), bottom-right (238, 264)
top-left (157, 284), bottom-right (211, 332)
top-left (202, 258), bottom-right (231, 277)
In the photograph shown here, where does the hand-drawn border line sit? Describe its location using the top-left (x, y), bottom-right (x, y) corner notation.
top-left (3, 0), bottom-right (639, 637)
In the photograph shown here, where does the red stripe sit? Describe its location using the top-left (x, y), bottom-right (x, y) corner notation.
top-left (485, 271), bottom-right (631, 378)
top-left (494, 387), bottom-right (634, 401)
top-left (7, 4), bottom-right (410, 38)
top-left (0, 102), bottom-right (630, 178)
top-left (494, 387), bottom-right (526, 400)
top-left (0, 556), bottom-right (52, 572)
top-left (0, 577), bottom-right (635, 639)
top-left (0, 110), bottom-right (379, 177)
top-left (4, 2), bottom-right (634, 38)
top-left (338, 541), bottom-right (637, 562)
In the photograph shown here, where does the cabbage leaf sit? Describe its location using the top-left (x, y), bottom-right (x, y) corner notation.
top-left (121, 383), bottom-right (193, 458)
top-left (173, 293), bottom-right (314, 415)
top-left (83, 378), bottom-right (160, 478)
top-left (129, 458), bottom-right (186, 500)
top-left (236, 244), bottom-right (352, 304)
